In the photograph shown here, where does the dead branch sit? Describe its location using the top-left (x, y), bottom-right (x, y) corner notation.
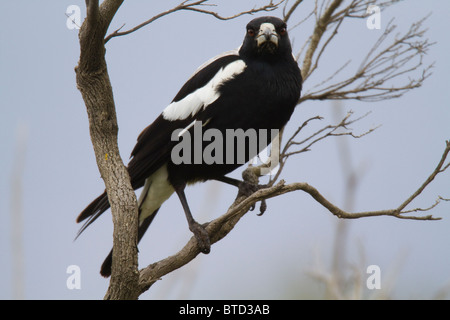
top-left (299, 16), bottom-right (434, 102)
top-left (104, 0), bottom-right (286, 43)
top-left (263, 111), bottom-right (379, 186)
top-left (283, 0), bottom-right (304, 23)
top-left (285, 0), bottom-right (433, 102)
top-left (301, 0), bottom-right (345, 80)
top-left (138, 140), bottom-right (450, 293)
top-left (76, 0), bottom-right (140, 300)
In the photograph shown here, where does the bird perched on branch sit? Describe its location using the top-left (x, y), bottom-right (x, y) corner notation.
top-left (76, 16), bottom-right (302, 277)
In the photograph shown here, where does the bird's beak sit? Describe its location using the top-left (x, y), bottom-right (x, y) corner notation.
top-left (256, 23), bottom-right (279, 47)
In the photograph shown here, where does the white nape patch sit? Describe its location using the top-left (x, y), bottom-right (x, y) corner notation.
top-left (162, 59), bottom-right (247, 121)
top-left (138, 164), bottom-right (174, 225)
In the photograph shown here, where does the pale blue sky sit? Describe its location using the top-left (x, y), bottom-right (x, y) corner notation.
top-left (1, 1), bottom-right (449, 299)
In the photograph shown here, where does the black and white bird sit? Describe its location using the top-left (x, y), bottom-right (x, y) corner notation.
top-left (77, 16), bottom-right (302, 277)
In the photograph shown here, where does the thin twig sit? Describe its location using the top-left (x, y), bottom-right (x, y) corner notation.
top-left (104, 0), bottom-right (285, 43)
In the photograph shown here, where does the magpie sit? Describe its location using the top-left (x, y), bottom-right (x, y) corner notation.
top-left (77, 16), bottom-right (302, 277)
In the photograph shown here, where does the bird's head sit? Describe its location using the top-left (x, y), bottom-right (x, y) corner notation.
top-left (239, 16), bottom-right (292, 60)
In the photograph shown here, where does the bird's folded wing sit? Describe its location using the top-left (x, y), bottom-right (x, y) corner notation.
top-left (127, 52), bottom-right (245, 189)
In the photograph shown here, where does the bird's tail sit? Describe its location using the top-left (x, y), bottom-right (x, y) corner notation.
top-left (76, 191), bottom-right (162, 277)
top-left (76, 165), bottom-right (173, 277)
top-left (100, 208), bottom-right (160, 277)
top-left (75, 191), bottom-right (110, 239)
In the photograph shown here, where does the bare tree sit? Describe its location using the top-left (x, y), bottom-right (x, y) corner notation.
top-left (75, 0), bottom-right (449, 299)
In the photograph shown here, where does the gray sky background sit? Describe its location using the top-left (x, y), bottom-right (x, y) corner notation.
top-left (1, 1), bottom-right (449, 299)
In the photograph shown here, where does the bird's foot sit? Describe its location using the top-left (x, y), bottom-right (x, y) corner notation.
top-left (190, 221), bottom-right (211, 254)
top-left (237, 181), bottom-right (268, 216)
top-left (237, 180), bottom-right (263, 197)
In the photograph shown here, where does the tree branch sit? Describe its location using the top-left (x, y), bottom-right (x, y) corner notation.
top-left (397, 140), bottom-right (450, 212)
top-left (138, 140), bottom-right (450, 293)
top-left (296, 2), bottom-right (434, 103)
top-left (283, 0), bottom-right (304, 23)
top-left (76, 0), bottom-right (140, 300)
top-left (104, 0), bottom-right (285, 43)
top-left (301, 0), bottom-right (344, 80)
top-left (182, 0), bottom-right (284, 20)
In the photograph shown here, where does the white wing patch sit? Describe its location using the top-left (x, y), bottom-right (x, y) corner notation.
top-left (162, 59), bottom-right (247, 121)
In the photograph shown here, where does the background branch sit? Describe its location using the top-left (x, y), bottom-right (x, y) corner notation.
top-left (301, 0), bottom-right (344, 80)
top-left (284, 0), bottom-right (434, 103)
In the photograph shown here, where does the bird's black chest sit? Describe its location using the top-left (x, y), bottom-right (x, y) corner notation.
top-left (167, 58), bottom-right (301, 183)
top-left (214, 59), bottom-right (301, 131)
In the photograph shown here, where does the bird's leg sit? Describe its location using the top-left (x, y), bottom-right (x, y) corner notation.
top-left (214, 175), bottom-right (267, 215)
top-left (173, 182), bottom-right (211, 254)
top-left (215, 176), bottom-right (259, 197)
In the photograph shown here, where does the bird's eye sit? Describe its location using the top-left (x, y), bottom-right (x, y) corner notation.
top-left (279, 27), bottom-right (287, 36)
top-left (247, 28), bottom-right (255, 37)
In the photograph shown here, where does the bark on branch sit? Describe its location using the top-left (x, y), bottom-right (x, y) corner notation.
top-left (76, 0), bottom-right (140, 300)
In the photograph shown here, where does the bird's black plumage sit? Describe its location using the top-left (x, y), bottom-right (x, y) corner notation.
top-left (77, 16), bottom-right (302, 277)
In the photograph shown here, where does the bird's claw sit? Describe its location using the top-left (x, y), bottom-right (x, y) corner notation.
top-left (237, 181), bottom-right (268, 215)
top-left (190, 222), bottom-right (211, 254)
top-left (257, 199), bottom-right (267, 216)
top-left (237, 181), bottom-right (262, 197)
